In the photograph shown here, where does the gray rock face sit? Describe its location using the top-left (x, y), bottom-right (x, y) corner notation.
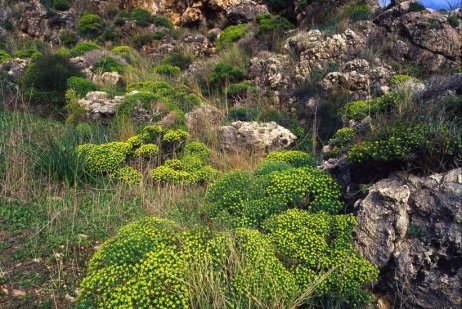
top-left (219, 121), bottom-right (296, 153)
top-left (354, 169), bottom-right (462, 309)
top-left (226, 0), bottom-right (268, 24)
top-left (78, 91), bottom-right (124, 121)
top-left (185, 104), bottom-right (224, 133)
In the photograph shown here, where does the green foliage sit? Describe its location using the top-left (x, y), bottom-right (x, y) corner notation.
top-left (228, 106), bottom-right (259, 121)
top-left (162, 52), bottom-right (192, 70)
top-left (131, 30), bottom-right (170, 49)
top-left (134, 144), bottom-right (160, 157)
top-left (111, 46), bottom-right (134, 59)
top-left (409, 1), bottom-right (426, 12)
top-left (153, 64), bottom-right (181, 77)
top-left (77, 142), bottom-right (132, 174)
top-left (113, 166), bottom-right (143, 184)
top-left (55, 47), bottom-right (72, 58)
top-left (53, 0), bottom-right (70, 11)
top-left (390, 74), bottom-right (420, 86)
top-left (263, 209), bottom-right (378, 307)
top-left (183, 142), bottom-right (212, 161)
top-left (225, 80), bottom-right (255, 98)
top-left (67, 76), bottom-right (98, 97)
top-left (23, 54), bottom-right (83, 107)
top-left (130, 8), bottom-right (153, 27)
top-left (347, 124), bottom-right (462, 168)
top-left (70, 42), bottom-right (101, 57)
top-left (59, 29), bottom-right (78, 47)
top-left (152, 16), bottom-right (174, 29)
top-left (263, 150), bottom-right (316, 167)
top-left (406, 223), bottom-right (426, 239)
top-left (256, 13), bottom-right (293, 35)
top-left (64, 89), bottom-right (86, 124)
top-left (78, 13), bottom-right (103, 37)
top-left (340, 92), bottom-right (402, 121)
top-left (205, 155), bottom-right (342, 228)
top-left (93, 56), bottom-right (124, 73)
top-left (97, 29), bottom-right (119, 44)
top-left (345, 3), bottom-right (370, 21)
top-left (216, 24), bottom-right (247, 51)
top-left (162, 129), bottom-right (189, 143)
top-left (327, 127), bottom-right (357, 157)
top-left (447, 15), bottom-right (460, 28)
top-left (0, 49), bottom-right (12, 63)
top-left (209, 63), bottom-right (244, 88)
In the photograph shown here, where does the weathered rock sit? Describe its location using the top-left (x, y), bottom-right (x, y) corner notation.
top-left (185, 104), bottom-right (224, 133)
top-left (354, 169), bottom-right (462, 309)
top-left (92, 72), bottom-right (121, 87)
top-left (219, 121), bottom-right (296, 153)
top-left (226, 0), bottom-right (268, 24)
top-left (78, 91), bottom-right (124, 120)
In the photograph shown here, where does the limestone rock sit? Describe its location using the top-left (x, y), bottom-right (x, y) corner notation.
top-left (92, 72), bottom-right (121, 87)
top-left (354, 169), bottom-right (462, 309)
top-left (78, 91), bottom-right (124, 120)
top-left (219, 121), bottom-right (296, 153)
top-left (185, 104), bottom-right (224, 133)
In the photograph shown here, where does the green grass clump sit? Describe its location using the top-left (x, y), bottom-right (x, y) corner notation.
top-left (209, 63), bottom-right (244, 88)
top-left (70, 42), bottom-right (101, 57)
top-left (448, 15), bottom-right (460, 28)
top-left (263, 150), bottom-right (316, 167)
top-left (111, 45), bottom-right (134, 59)
top-left (256, 13), bottom-right (293, 35)
top-left (67, 76), bottom-right (98, 97)
top-left (390, 74), bottom-right (420, 86)
top-left (162, 52), bottom-right (192, 70)
top-left (225, 80), bottom-right (255, 98)
top-left (409, 1), bottom-right (426, 12)
top-left (153, 64), bottom-right (181, 77)
top-left (340, 92), bottom-right (402, 121)
top-left (93, 56), bottom-right (124, 73)
top-left (216, 24), bottom-right (247, 51)
top-left (263, 209), bottom-right (379, 307)
top-left (0, 49), bottom-right (12, 63)
top-left (59, 30), bottom-right (78, 47)
top-left (345, 3), bottom-right (370, 21)
top-left (77, 142), bottom-right (132, 174)
top-left (78, 13), bottom-right (102, 37)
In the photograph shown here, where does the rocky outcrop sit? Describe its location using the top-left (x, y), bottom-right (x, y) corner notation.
top-left (354, 169), bottom-right (462, 309)
top-left (92, 72), bottom-right (122, 87)
top-left (219, 121), bottom-right (296, 153)
top-left (185, 104), bottom-right (224, 135)
top-left (78, 91), bottom-right (124, 121)
top-left (117, 0), bottom-right (265, 25)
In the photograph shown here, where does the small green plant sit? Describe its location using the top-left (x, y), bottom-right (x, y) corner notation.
top-left (447, 15), bottom-right (460, 28)
top-left (153, 64), bottom-right (181, 77)
top-left (131, 30), bottom-right (170, 48)
top-left (345, 3), bottom-right (370, 21)
top-left (256, 13), bottom-right (293, 35)
top-left (409, 1), bottom-right (426, 12)
top-left (53, 0), bottom-right (70, 11)
top-left (93, 56), bottom-right (124, 73)
top-left (77, 142), bottom-right (132, 174)
top-left (406, 223), bottom-right (426, 239)
top-left (390, 74), bottom-right (420, 86)
top-left (59, 29), bottom-right (78, 47)
top-left (55, 47), bottom-right (72, 58)
top-left (429, 20), bottom-right (442, 30)
top-left (162, 52), bottom-right (192, 70)
top-left (70, 42), bottom-right (101, 57)
top-left (67, 76), bottom-right (98, 97)
top-left (340, 92), bottom-right (402, 121)
top-left (228, 106), bottom-right (259, 121)
top-left (225, 80), bottom-right (256, 98)
top-left (111, 45), bottom-right (134, 59)
top-left (209, 63), bottom-right (244, 88)
top-left (64, 89), bottom-right (87, 124)
top-left (134, 143), bottom-right (160, 158)
top-left (328, 127), bottom-right (357, 157)
top-left (152, 15), bottom-right (174, 29)
top-left (216, 24), bottom-right (247, 50)
top-left (263, 150), bottom-right (316, 167)
top-left (113, 166), bottom-right (143, 184)
top-left (130, 8), bottom-right (153, 27)
top-left (0, 50), bottom-right (12, 63)
top-left (78, 13), bottom-right (102, 37)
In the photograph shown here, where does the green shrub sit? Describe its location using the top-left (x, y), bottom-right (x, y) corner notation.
top-left (131, 30), bottom-right (170, 48)
top-left (216, 24), bottom-right (247, 50)
top-left (59, 29), bottom-right (78, 47)
top-left (67, 76), bottom-right (98, 97)
top-left (209, 63), bottom-right (244, 88)
top-left (183, 142), bottom-right (212, 161)
top-left (152, 15), bottom-right (173, 29)
top-left (327, 127), bottom-right (357, 157)
top-left (130, 8), bottom-right (153, 27)
top-left (162, 129), bottom-right (189, 143)
top-left (340, 92), bottom-right (402, 121)
top-left (345, 3), bottom-right (370, 21)
top-left (55, 47), bottom-right (72, 58)
top-left (447, 15), bottom-right (460, 28)
top-left (70, 42), bottom-right (101, 57)
top-left (254, 160), bottom-right (292, 176)
top-left (77, 142), bottom-right (132, 174)
top-left (134, 143), bottom-right (160, 158)
top-left (390, 74), bottom-right (420, 86)
top-left (153, 64), bottom-right (181, 77)
top-left (23, 54), bottom-right (83, 107)
top-left (111, 45), bottom-right (134, 60)
top-left (15, 49), bottom-right (36, 59)
top-left (256, 13), bottom-right (293, 35)
top-left (97, 30), bottom-right (119, 44)
top-left (0, 50), bottom-right (12, 63)
top-left (228, 106), bottom-right (259, 121)
top-left (113, 166), bottom-right (143, 184)
top-left (263, 150), bottom-right (316, 167)
top-left (78, 13), bottom-right (102, 37)
top-left (54, 0), bottom-right (70, 11)
top-left (263, 209), bottom-right (379, 307)
top-left (409, 1), bottom-right (425, 12)
top-left (225, 80), bottom-right (255, 98)
top-left (162, 52), bottom-right (192, 70)
top-left (93, 56), bottom-right (124, 73)
top-left (64, 89), bottom-right (87, 124)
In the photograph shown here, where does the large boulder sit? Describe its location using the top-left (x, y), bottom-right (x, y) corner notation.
top-left (185, 104), bottom-right (224, 135)
top-left (354, 169), bottom-right (462, 309)
top-left (78, 91), bottom-right (124, 121)
top-left (219, 121), bottom-right (296, 153)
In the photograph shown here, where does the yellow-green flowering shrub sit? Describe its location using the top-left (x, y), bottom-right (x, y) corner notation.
top-left (77, 142), bottom-right (131, 174)
top-left (340, 92), bottom-right (402, 121)
top-left (254, 160), bottom-right (292, 176)
top-left (127, 134), bottom-right (143, 149)
top-left (134, 144), bottom-right (159, 158)
top-left (327, 127), bottom-right (357, 157)
top-left (149, 165), bottom-right (190, 183)
top-left (262, 209), bottom-right (379, 307)
top-left (263, 150), bottom-right (316, 167)
top-left (162, 129), bottom-right (189, 143)
top-left (114, 166), bottom-right (143, 184)
top-left (142, 125), bottom-right (164, 142)
top-left (183, 142), bottom-right (212, 161)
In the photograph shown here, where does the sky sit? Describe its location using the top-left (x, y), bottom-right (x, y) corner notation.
top-left (380, 0), bottom-right (461, 9)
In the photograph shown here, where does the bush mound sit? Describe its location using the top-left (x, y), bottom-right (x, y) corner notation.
top-left (67, 76), bottom-right (98, 97)
top-left (70, 42), bottom-right (101, 57)
top-left (216, 24), bottom-right (247, 50)
top-left (78, 13), bottom-right (102, 37)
